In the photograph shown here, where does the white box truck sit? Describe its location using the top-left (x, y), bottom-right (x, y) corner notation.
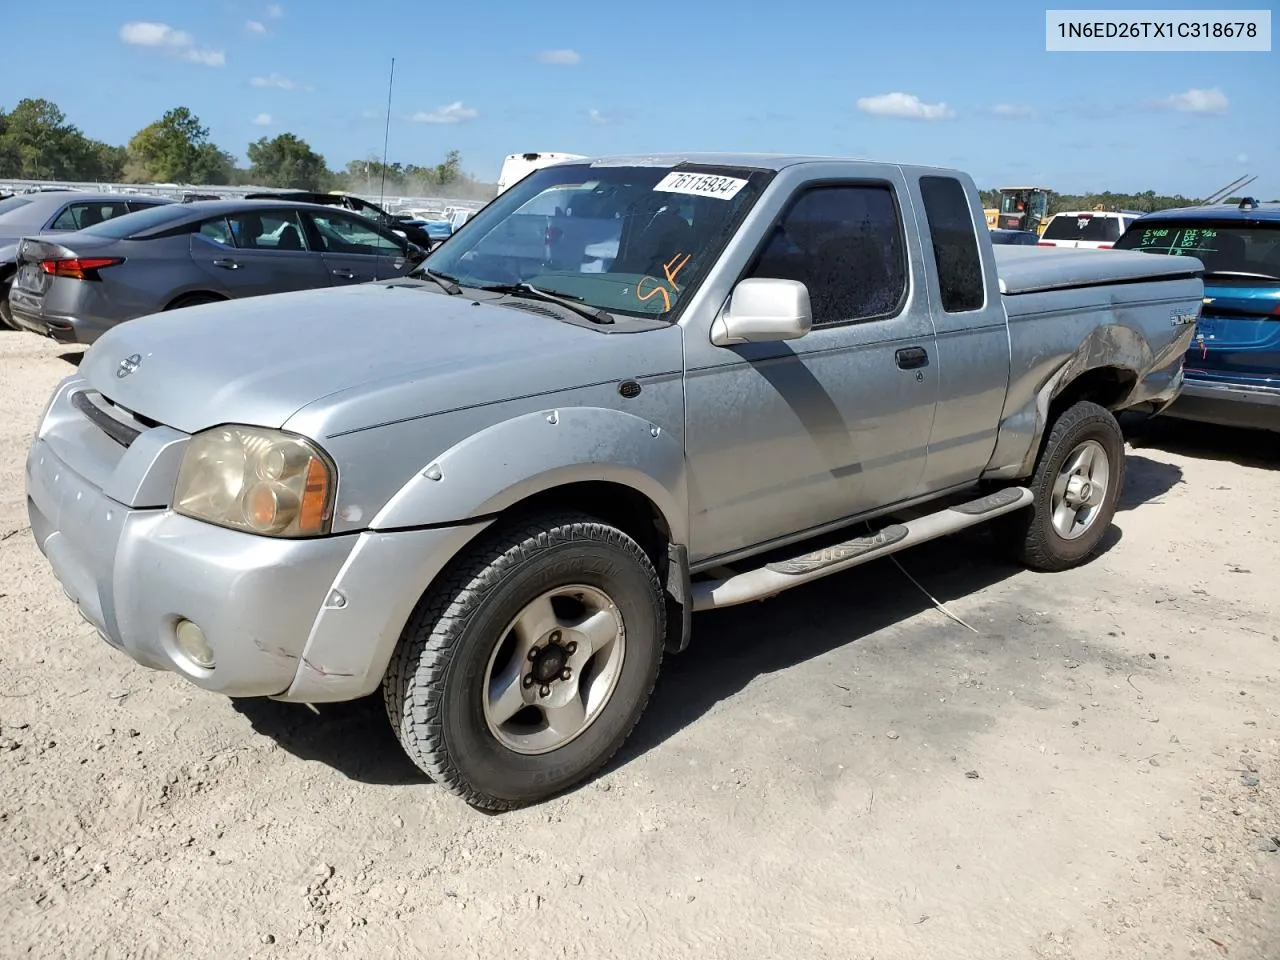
top-left (496, 152), bottom-right (585, 194)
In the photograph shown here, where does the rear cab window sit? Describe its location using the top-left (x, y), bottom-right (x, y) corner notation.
top-left (1042, 212), bottom-right (1125, 243)
top-left (919, 175), bottom-right (985, 312)
top-left (1115, 219), bottom-right (1280, 283)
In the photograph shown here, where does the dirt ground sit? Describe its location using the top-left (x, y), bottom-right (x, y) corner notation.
top-left (1, 329), bottom-right (1278, 960)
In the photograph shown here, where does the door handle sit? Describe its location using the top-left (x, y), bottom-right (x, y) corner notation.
top-left (895, 346), bottom-right (929, 369)
top-left (331, 268), bottom-right (355, 279)
top-left (211, 258), bottom-right (239, 270)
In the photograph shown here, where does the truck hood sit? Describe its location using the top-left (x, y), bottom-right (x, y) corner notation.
top-left (81, 282), bottom-right (660, 436)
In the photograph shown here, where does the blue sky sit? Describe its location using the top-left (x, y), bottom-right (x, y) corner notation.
top-left (1, 0), bottom-right (1275, 196)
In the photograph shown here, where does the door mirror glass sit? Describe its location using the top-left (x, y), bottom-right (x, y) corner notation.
top-left (710, 277), bottom-right (813, 346)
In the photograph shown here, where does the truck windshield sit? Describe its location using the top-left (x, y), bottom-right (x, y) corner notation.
top-left (1115, 220), bottom-right (1280, 283)
top-left (420, 162), bottom-right (774, 319)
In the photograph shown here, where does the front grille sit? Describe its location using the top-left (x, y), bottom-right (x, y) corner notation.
top-left (70, 390), bottom-right (156, 448)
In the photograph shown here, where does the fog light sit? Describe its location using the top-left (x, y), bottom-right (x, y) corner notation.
top-left (174, 618), bottom-right (215, 670)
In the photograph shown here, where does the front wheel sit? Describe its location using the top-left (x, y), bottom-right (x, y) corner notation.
top-left (382, 511), bottom-right (666, 811)
top-left (995, 399), bottom-right (1126, 572)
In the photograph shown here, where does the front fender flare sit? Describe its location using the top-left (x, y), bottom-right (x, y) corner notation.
top-left (369, 406), bottom-right (689, 544)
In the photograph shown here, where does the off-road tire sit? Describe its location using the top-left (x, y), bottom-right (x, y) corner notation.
top-left (994, 399), bottom-right (1126, 572)
top-left (382, 511), bottom-right (666, 811)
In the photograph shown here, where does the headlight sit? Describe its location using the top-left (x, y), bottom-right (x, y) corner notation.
top-left (173, 425), bottom-right (336, 537)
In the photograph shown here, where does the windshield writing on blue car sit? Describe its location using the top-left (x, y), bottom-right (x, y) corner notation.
top-left (418, 163), bottom-right (772, 319)
top-left (1115, 221), bottom-right (1280, 280)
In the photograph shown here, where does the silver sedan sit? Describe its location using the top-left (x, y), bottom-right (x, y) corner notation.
top-left (0, 190), bottom-right (173, 329)
top-left (7, 198), bottom-right (427, 344)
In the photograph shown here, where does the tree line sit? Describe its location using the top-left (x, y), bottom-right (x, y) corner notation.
top-left (978, 188), bottom-right (1274, 216)
top-left (2, 98), bottom-right (1268, 210)
top-left (0, 98), bottom-right (494, 200)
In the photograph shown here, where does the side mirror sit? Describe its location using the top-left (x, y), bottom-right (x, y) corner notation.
top-left (710, 277), bottom-right (813, 346)
top-left (404, 241), bottom-right (426, 261)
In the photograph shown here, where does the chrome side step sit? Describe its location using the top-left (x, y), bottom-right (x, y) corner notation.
top-left (690, 486), bottom-right (1033, 611)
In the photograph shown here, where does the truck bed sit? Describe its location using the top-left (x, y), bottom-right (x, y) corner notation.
top-left (994, 245), bottom-right (1203, 296)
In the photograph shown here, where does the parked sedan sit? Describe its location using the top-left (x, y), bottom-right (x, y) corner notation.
top-left (243, 190), bottom-right (441, 251)
top-left (1115, 198), bottom-right (1280, 432)
top-left (0, 191), bottom-right (172, 329)
top-left (7, 199), bottom-right (426, 345)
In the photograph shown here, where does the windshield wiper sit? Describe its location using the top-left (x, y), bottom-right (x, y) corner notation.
top-left (409, 267), bottom-right (463, 295)
top-left (480, 281), bottom-right (614, 325)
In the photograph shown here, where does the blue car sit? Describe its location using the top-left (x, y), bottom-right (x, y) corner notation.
top-left (1114, 198), bottom-right (1280, 432)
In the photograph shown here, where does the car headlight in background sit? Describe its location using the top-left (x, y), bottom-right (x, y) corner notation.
top-left (173, 425), bottom-right (336, 537)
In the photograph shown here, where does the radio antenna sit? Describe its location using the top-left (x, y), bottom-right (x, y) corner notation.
top-left (378, 57), bottom-right (395, 209)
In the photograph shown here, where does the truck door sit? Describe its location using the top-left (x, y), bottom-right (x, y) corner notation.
top-left (682, 174), bottom-right (941, 564)
top-left (911, 174), bottom-right (1012, 492)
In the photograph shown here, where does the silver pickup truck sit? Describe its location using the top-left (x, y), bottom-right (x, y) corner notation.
top-left (24, 154), bottom-right (1202, 810)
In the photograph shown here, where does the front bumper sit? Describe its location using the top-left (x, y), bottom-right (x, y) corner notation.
top-left (1160, 377), bottom-right (1280, 432)
top-left (26, 435), bottom-right (491, 702)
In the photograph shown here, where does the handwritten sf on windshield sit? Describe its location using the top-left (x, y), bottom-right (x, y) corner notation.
top-left (636, 252), bottom-right (692, 312)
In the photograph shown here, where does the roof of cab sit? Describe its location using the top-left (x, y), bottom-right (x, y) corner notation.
top-left (566, 152), bottom-right (965, 174)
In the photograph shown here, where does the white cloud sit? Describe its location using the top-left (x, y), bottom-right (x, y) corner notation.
top-left (992, 103), bottom-right (1036, 119)
top-left (266, 3), bottom-right (284, 18)
top-left (119, 21), bottom-right (224, 66)
top-left (250, 73), bottom-right (313, 91)
top-left (252, 113), bottom-right (272, 126)
top-left (184, 49), bottom-right (226, 66)
top-left (411, 101), bottom-right (478, 124)
top-left (120, 22), bottom-right (190, 46)
top-left (587, 108), bottom-right (610, 124)
top-left (1160, 87), bottom-right (1228, 114)
top-left (856, 92), bottom-right (953, 121)
top-left (537, 48), bottom-right (581, 65)
top-left (245, 20), bottom-right (267, 35)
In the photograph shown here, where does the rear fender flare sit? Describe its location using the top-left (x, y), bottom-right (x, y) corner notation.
top-left (1018, 323), bottom-right (1149, 474)
top-left (368, 406), bottom-right (689, 544)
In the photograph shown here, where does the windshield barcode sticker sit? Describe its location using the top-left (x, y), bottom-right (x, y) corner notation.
top-left (653, 172), bottom-right (748, 200)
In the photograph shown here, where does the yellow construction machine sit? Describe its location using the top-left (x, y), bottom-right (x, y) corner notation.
top-left (984, 186), bottom-right (1052, 234)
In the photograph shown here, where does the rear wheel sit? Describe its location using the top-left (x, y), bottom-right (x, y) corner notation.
top-left (382, 511), bottom-right (666, 811)
top-left (995, 400), bottom-right (1125, 572)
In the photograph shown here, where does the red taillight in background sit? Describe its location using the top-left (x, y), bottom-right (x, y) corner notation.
top-left (544, 226), bottom-right (563, 245)
top-left (1097, 244), bottom-right (1113, 249)
top-left (38, 257), bottom-right (123, 280)
top-left (1038, 241), bottom-right (1055, 246)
